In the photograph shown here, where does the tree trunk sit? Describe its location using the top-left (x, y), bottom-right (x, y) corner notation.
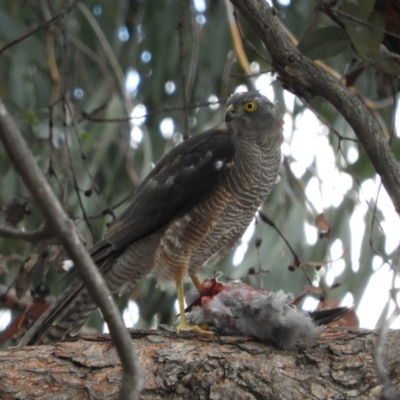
top-left (0, 329), bottom-right (399, 399)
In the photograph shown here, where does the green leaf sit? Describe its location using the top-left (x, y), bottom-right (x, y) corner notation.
top-left (339, 3), bottom-right (384, 60)
top-left (80, 131), bottom-right (92, 142)
top-left (372, 45), bottom-right (400, 75)
top-left (357, 0), bottom-right (376, 20)
top-left (298, 27), bottom-right (350, 60)
top-left (24, 111), bottom-right (39, 126)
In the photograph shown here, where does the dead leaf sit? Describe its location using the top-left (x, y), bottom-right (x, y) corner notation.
top-left (300, 260), bottom-right (324, 268)
top-left (2, 199), bottom-right (26, 226)
top-left (329, 282), bottom-right (343, 290)
top-left (292, 291), bottom-right (308, 306)
top-left (318, 298), bottom-right (340, 309)
top-left (0, 302), bottom-right (50, 344)
top-left (0, 316), bottom-right (27, 344)
top-left (15, 254), bottom-right (40, 299)
top-left (0, 256), bottom-right (9, 275)
top-left (304, 285), bottom-right (324, 295)
top-left (315, 213), bottom-right (331, 238)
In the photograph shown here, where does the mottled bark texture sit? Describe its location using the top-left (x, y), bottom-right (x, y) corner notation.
top-left (230, 0), bottom-right (400, 217)
top-left (1, 329), bottom-right (399, 399)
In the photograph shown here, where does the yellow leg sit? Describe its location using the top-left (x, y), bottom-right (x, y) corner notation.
top-left (191, 275), bottom-right (202, 290)
top-left (176, 279), bottom-right (189, 331)
top-left (175, 279), bottom-right (215, 336)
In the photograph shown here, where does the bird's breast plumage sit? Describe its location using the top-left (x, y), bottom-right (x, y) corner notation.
top-left (189, 137), bottom-right (282, 273)
top-left (153, 131), bottom-right (282, 284)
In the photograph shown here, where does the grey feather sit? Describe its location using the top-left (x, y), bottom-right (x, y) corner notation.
top-left (185, 283), bottom-right (324, 349)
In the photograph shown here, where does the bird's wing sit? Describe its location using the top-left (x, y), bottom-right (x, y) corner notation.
top-left (90, 126), bottom-right (236, 263)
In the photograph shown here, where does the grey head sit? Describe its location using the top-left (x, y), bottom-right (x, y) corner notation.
top-left (225, 91), bottom-right (284, 145)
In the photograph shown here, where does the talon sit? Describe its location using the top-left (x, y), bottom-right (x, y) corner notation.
top-left (176, 322), bottom-right (215, 337)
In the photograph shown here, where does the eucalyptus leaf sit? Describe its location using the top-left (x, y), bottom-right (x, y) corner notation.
top-left (298, 27), bottom-right (350, 60)
top-left (371, 45), bottom-right (400, 75)
top-left (357, 0), bottom-right (376, 20)
top-left (339, 2), bottom-right (384, 60)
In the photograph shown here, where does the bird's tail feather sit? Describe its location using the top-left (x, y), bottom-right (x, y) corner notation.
top-left (308, 306), bottom-right (353, 326)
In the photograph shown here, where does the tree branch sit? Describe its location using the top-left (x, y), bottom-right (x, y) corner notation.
top-left (230, 0), bottom-right (400, 217)
top-left (0, 2), bottom-right (78, 55)
top-left (0, 100), bottom-right (141, 400)
top-left (0, 329), bottom-right (399, 399)
top-left (0, 224), bottom-right (54, 243)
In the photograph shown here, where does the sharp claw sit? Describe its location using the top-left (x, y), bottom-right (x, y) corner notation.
top-left (176, 323), bottom-right (216, 337)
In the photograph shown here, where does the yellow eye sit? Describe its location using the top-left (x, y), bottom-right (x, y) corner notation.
top-left (243, 101), bottom-right (257, 112)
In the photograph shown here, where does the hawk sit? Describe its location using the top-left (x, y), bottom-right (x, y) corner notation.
top-left (20, 91), bottom-right (284, 345)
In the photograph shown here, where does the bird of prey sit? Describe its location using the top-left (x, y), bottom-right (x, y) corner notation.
top-left (19, 91), bottom-right (284, 346)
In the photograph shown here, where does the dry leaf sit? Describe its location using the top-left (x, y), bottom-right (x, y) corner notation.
top-left (315, 213), bottom-right (331, 238)
top-left (15, 254), bottom-right (40, 299)
top-left (0, 302), bottom-right (50, 344)
top-left (291, 291), bottom-right (308, 306)
top-left (2, 199), bottom-right (26, 226)
top-left (304, 285), bottom-right (324, 295)
top-left (0, 256), bottom-right (9, 275)
top-left (300, 260), bottom-right (323, 268)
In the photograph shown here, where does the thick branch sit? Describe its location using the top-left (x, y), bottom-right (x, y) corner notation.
top-left (0, 100), bottom-right (141, 399)
top-left (230, 0), bottom-right (400, 217)
top-left (0, 329), bottom-right (399, 399)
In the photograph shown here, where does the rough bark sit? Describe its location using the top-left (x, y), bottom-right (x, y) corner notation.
top-left (1, 329), bottom-right (399, 399)
top-left (230, 0), bottom-right (400, 217)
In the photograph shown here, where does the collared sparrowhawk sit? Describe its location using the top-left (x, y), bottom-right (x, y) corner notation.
top-left (19, 91), bottom-right (284, 345)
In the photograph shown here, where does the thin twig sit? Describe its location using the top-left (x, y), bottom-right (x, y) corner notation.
top-left (186, 3), bottom-right (200, 104)
top-left (177, 0), bottom-right (190, 140)
top-left (0, 2), bottom-right (77, 55)
top-left (258, 212), bottom-right (299, 266)
top-left (65, 101), bottom-right (117, 220)
top-left (331, 8), bottom-right (400, 41)
top-left (80, 99), bottom-right (227, 123)
top-left (84, 192), bottom-right (133, 221)
top-left (76, 3), bottom-right (131, 141)
top-left (57, 16), bottom-right (94, 241)
top-left (300, 99), bottom-right (359, 143)
top-left (63, 32), bottom-right (114, 92)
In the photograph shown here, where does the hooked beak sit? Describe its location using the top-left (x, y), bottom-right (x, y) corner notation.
top-left (225, 104), bottom-right (235, 123)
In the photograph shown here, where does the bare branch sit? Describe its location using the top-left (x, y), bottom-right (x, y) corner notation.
top-left (177, 0), bottom-right (190, 140)
top-left (0, 100), bottom-right (141, 400)
top-left (0, 224), bottom-right (54, 243)
top-left (80, 99), bottom-right (227, 123)
top-left (0, 2), bottom-right (78, 55)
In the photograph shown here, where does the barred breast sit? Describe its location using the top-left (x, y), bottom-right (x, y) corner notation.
top-left (153, 137), bottom-right (281, 285)
top-left (189, 140), bottom-right (281, 275)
